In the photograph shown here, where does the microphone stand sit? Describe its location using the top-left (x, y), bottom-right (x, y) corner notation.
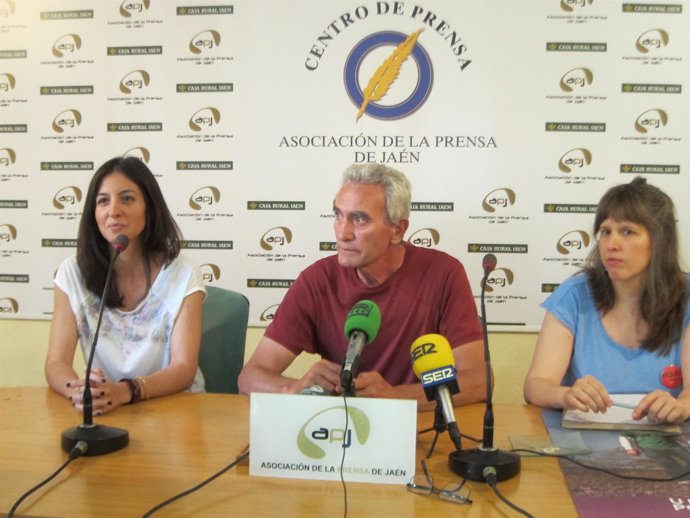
top-left (448, 257), bottom-right (520, 482)
top-left (61, 239), bottom-right (129, 456)
top-left (418, 403), bottom-right (451, 458)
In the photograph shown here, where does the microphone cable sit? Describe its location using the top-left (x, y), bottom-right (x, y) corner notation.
top-left (7, 441), bottom-right (88, 518)
top-left (482, 466), bottom-right (534, 518)
top-left (339, 392), bottom-right (350, 518)
top-left (512, 448), bottom-right (690, 482)
top-left (141, 450), bottom-right (249, 517)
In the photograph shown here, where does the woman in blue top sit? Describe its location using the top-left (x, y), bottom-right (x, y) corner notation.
top-left (524, 177), bottom-right (690, 424)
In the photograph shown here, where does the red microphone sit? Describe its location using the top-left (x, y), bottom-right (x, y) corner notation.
top-left (482, 253), bottom-right (497, 276)
top-left (112, 234), bottom-right (129, 254)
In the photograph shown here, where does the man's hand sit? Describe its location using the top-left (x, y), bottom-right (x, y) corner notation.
top-left (337, 371), bottom-right (395, 399)
top-left (292, 359), bottom-right (342, 394)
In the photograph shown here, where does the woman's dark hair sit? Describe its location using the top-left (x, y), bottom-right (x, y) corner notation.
top-left (77, 157), bottom-right (181, 307)
top-left (583, 176), bottom-right (687, 355)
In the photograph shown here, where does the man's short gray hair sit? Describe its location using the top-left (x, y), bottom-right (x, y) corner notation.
top-left (341, 163), bottom-right (411, 225)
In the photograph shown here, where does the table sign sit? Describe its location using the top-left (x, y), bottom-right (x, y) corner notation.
top-left (249, 393), bottom-right (417, 484)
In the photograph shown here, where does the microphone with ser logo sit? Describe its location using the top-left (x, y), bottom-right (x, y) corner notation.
top-left (448, 253), bottom-right (521, 482)
top-left (340, 299), bottom-right (381, 396)
top-left (61, 234), bottom-right (131, 456)
top-left (410, 333), bottom-right (463, 451)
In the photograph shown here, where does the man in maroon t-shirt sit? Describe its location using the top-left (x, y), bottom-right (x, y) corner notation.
top-left (238, 164), bottom-right (485, 409)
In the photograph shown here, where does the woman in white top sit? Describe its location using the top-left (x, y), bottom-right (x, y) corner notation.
top-left (46, 156), bottom-right (206, 415)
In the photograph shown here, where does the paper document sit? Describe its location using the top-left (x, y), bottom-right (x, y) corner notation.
top-left (562, 394), bottom-right (680, 434)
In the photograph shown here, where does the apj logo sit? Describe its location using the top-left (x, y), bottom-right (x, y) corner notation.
top-left (0, 0), bottom-right (16, 17)
top-left (120, 70), bottom-right (151, 94)
top-left (559, 68), bottom-right (593, 92)
top-left (482, 188), bottom-right (516, 213)
top-left (0, 73), bottom-right (16, 92)
top-left (52, 109), bottom-right (82, 133)
top-left (53, 186), bottom-right (82, 209)
top-left (408, 228), bottom-right (440, 248)
top-left (189, 186), bottom-right (220, 210)
top-left (297, 405), bottom-right (370, 459)
top-left (122, 146), bottom-right (151, 162)
top-left (345, 29), bottom-right (433, 122)
top-left (260, 227), bottom-right (293, 251)
top-left (259, 304), bottom-right (280, 322)
top-left (0, 223), bottom-right (17, 243)
top-left (560, 0), bottom-right (593, 12)
top-left (189, 107), bottom-right (221, 131)
top-left (634, 108), bottom-right (668, 134)
top-left (557, 230), bottom-right (590, 255)
top-left (559, 148), bottom-right (592, 173)
top-left (120, 0), bottom-right (150, 17)
top-left (0, 297), bottom-right (19, 314)
top-left (483, 267), bottom-right (514, 293)
top-left (199, 263), bottom-right (221, 283)
top-left (636, 29), bottom-right (669, 54)
top-left (52, 34), bottom-right (82, 58)
top-left (189, 30), bottom-right (221, 54)
top-left (0, 147), bottom-right (16, 166)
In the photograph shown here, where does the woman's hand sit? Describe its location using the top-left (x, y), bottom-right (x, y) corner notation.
top-left (634, 390), bottom-right (690, 424)
top-left (65, 368), bottom-right (131, 415)
top-left (563, 374), bottom-right (613, 413)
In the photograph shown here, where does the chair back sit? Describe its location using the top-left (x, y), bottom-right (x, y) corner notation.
top-left (199, 286), bottom-right (250, 393)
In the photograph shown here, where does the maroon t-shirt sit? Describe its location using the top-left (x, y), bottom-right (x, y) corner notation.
top-left (264, 242), bottom-right (483, 386)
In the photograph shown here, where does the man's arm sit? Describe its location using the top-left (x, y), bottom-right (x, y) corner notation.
top-left (451, 338), bottom-right (487, 406)
top-left (237, 336), bottom-right (342, 395)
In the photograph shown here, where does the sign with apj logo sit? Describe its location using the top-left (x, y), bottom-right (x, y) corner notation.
top-left (249, 393), bottom-right (416, 485)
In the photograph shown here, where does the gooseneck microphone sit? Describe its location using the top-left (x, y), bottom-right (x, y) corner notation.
top-left (340, 300), bottom-right (381, 396)
top-left (410, 334), bottom-right (462, 451)
top-left (448, 253), bottom-right (521, 482)
top-left (480, 253), bottom-right (497, 448)
top-left (61, 234), bottom-right (130, 456)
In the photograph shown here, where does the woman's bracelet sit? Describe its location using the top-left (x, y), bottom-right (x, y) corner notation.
top-left (120, 378), bottom-right (142, 404)
top-left (135, 376), bottom-right (149, 401)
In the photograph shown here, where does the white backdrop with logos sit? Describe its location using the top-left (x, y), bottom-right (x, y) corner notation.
top-left (0, 0), bottom-right (688, 332)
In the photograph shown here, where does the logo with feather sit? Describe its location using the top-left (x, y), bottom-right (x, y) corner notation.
top-left (344, 29), bottom-right (433, 122)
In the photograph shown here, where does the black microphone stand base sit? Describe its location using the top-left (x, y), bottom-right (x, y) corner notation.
top-left (448, 447), bottom-right (521, 482)
top-left (62, 424), bottom-right (129, 456)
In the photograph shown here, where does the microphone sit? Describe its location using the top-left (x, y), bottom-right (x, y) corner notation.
top-left (340, 300), bottom-right (381, 396)
top-left (448, 253), bottom-right (521, 482)
top-left (410, 334), bottom-right (462, 451)
top-left (61, 234), bottom-right (131, 456)
top-left (482, 252), bottom-right (497, 276)
top-left (112, 234), bottom-right (129, 253)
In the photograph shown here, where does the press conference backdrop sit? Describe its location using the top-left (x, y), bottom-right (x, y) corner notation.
top-left (0, 0), bottom-right (688, 331)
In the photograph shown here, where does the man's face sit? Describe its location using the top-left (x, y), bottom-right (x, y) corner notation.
top-left (333, 182), bottom-right (402, 271)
